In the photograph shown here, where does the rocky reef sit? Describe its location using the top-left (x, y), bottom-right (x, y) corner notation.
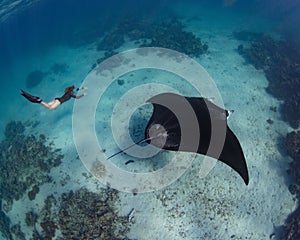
top-left (0, 121), bottom-right (63, 239)
top-left (235, 31), bottom-right (300, 128)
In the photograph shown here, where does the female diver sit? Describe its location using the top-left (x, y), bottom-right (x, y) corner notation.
top-left (21, 85), bottom-right (87, 110)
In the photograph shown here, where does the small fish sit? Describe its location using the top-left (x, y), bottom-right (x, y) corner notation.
top-left (128, 208), bottom-right (135, 222)
top-left (125, 160), bottom-right (135, 165)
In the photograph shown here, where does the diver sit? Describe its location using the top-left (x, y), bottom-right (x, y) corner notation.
top-left (21, 85), bottom-right (87, 110)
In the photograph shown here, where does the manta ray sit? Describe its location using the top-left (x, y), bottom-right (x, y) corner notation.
top-left (108, 92), bottom-right (249, 185)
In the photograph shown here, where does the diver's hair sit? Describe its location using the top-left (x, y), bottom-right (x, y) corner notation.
top-left (64, 85), bottom-right (75, 93)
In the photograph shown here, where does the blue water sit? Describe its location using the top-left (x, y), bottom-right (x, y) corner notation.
top-left (0, 0), bottom-right (300, 239)
top-left (1, 0), bottom-right (299, 68)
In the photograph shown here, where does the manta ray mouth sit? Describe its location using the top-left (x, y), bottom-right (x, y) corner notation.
top-left (147, 124), bottom-right (168, 149)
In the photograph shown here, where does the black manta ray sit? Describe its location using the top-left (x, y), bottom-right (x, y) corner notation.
top-left (109, 92), bottom-right (249, 185)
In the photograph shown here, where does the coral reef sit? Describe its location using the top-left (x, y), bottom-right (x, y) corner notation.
top-left (90, 50), bottom-right (119, 71)
top-left (0, 202), bottom-right (13, 240)
top-left (233, 30), bottom-right (265, 42)
top-left (4, 120), bottom-right (25, 139)
top-left (24, 188), bottom-right (132, 239)
top-left (58, 188), bottom-right (130, 239)
top-left (32, 195), bottom-right (57, 240)
top-left (40, 220), bottom-right (57, 239)
top-left (286, 131), bottom-right (300, 161)
top-left (235, 29), bottom-right (300, 240)
top-left (26, 70), bottom-right (48, 88)
top-left (235, 31), bottom-right (300, 128)
top-left (97, 32), bottom-right (125, 52)
top-left (50, 63), bottom-right (69, 75)
top-left (25, 63), bottom-right (69, 87)
top-left (25, 211), bottom-right (38, 227)
top-left (0, 121), bottom-right (63, 239)
top-left (0, 121), bottom-right (63, 206)
top-left (140, 19), bottom-right (208, 57)
top-left (283, 204), bottom-right (300, 240)
top-left (10, 224), bottom-right (26, 240)
top-left (281, 131), bottom-right (300, 239)
top-left (28, 185), bottom-right (40, 201)
top-left (96, 16), bottom-right (207, 64)
top-left (117, 79), bottom-right (125, 86)
top-left (281, 93), bottom-right (300, 129)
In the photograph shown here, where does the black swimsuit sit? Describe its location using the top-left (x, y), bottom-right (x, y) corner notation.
top-left (55, 91), bottom-right (76, 104)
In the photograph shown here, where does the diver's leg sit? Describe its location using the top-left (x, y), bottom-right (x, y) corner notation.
top-left (40, 99), bottom-right (61, 110)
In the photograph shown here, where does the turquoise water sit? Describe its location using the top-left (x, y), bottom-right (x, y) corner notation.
top-left (0, 0), bottom-right (300, 239)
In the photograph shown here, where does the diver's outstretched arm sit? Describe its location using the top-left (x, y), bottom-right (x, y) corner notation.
top-left (76, 87), bottom-right (88, 91)
top-left (75, 93), bottom-right (87, 99)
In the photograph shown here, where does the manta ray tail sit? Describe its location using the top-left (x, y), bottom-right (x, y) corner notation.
top-left (107, 138), bottom-right (150, 160)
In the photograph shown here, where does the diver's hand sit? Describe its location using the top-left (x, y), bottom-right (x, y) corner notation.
top-left (78, 86), bottom-right (88, 91)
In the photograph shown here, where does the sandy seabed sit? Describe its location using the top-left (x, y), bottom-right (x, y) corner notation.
top-left (0, 5), bottom-right (296, 239)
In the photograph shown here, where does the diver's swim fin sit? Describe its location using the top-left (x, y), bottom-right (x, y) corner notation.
top-left (21, 89), bottom-right (42, 103)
